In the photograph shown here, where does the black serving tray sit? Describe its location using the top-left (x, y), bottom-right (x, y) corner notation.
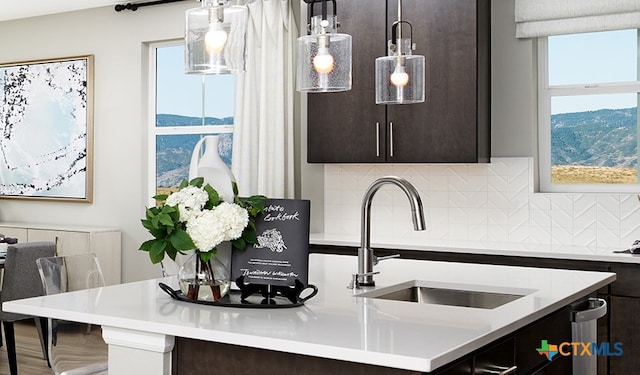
top-left (158, 277), bottom-right (318, 309)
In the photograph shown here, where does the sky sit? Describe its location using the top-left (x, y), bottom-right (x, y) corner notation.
top-left (155, 44), bottom-right (235, 118)
top-left (548, 29), bottom-right (638, 115)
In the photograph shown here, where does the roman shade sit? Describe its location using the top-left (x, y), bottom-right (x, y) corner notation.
top-left (515, 0), bottom-right (640, 38)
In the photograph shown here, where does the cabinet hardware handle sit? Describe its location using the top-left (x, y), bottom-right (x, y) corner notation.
top-left (376, 122), bottom-right (380, 157)
top-left (389, 122), bottom-right (394, 157)
top-left (54, 236), bottom-right (60, 256)
top-left (479, 365), bottom-right (517, 375)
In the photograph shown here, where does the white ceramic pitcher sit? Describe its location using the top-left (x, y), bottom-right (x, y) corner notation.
top-left (188, 135), bottom-right (236, 203)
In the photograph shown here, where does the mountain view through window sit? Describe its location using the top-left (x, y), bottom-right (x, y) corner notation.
top-left (546, 29), bottom-right (640, 186)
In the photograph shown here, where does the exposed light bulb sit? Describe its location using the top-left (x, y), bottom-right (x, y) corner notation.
top-left (313, 46), bottom-right (334, 74)
top-left (205, 24), bottom-right (228, 54)
top-left (390, 63), bottom-right (409, 87)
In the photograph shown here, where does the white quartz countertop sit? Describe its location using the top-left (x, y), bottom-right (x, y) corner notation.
top-left (4, 254), bottom-right (615, 372)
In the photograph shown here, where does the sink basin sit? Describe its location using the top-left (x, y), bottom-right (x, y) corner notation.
top-left (356, 280), bottom-right (534, 309)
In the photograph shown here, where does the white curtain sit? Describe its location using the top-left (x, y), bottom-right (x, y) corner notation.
top-left (515, 0), bottom-right (640, 38)
top-left (232, 0), bottom-right (297, 198)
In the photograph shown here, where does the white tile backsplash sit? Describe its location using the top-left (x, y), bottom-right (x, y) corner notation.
top-left (323, 157), bottom-right (640, 255)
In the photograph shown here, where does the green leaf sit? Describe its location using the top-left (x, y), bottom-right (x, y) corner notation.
top-left (232, 181), bottom-right (239, 197)
top-left (199, 250), bottom-right (214, 262)
top-left (239, 195), bottom-right (266, 217)
top-left (243, 229), bottom-right (258, 245)
top-left (246, 220), bottom-right (256, 231)
top-left (149, 240), bottom-right (167, 264)
top-left (231, 237), bottom-right (246, 250)
top-left (141, 218), bottom-right (155, 232)
top-left (158, 212), bottom-right (175, 227)
top-left (151, 215), bottom-right (160, 228)
top-left (170, 228), bottom-right (196, 250)
top-left (139, 239), bottom-right (156, 251)
top-left (204, 184), bottom-right (220, 207)
top-left (160, 204), bottom-right (177, 214)
top-left (145, 226), bottom-right (166, 239)
top-left (246, 195), bottom-right (267, 205)
top-left (179, 179), bottom-right (189, 189)
top-left (145, 206), bottom-right (160, 219)
top-left (153, 194), bottom-right (168, 202)
top-left (190, 177), bottom-right (204, 187)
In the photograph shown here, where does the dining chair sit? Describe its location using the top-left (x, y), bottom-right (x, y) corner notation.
top-left (0, 241), bottom-right (56, 375)
top-left (37, 253), bottom-right (108, 375)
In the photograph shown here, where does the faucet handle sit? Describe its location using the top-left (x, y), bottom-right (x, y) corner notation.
top-left (347, 271), bottom-right (380, 289)
top-left (373, 253), bottom-right (400, 266)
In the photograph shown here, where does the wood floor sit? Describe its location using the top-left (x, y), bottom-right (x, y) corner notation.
top-left (0, 320), bottom-right (108, 375)
top-left (0, 320), bottom-right (56, 375)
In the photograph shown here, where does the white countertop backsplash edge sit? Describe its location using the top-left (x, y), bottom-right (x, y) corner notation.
top-left (310, 233), bottom-right (640, 264)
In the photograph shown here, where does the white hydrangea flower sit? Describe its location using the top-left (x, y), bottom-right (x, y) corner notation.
top-left (166, 185), bottom-right (209, 222)
top-left (186, 210), bottom-right (226, 252)
top-left (215, 202), bottom-right (249, 241)
top-left (185, 202), bottom-right (249, 252)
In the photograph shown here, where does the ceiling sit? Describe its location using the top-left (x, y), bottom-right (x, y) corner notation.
top-left (0, 0), bottom-right (122, 22)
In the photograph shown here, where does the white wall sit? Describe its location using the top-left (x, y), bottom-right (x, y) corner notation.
top-left (0, 3), bottom-right (197, 282)
top-left (490, 0), bottom-right (536, 158)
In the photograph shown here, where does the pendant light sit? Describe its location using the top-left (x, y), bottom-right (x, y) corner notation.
top-left (375, 0), bottom-right (425, 104)
top-left (185, 0), bottom-right (248, 74)
top-left (297, 0), bottom-right (352, 92)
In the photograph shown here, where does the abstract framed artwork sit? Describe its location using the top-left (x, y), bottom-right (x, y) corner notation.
top-left (0, 55), bottom-right (94, 202)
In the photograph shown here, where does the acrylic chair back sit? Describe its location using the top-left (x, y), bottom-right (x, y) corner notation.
top-left (36, 253), bottom-right (108, 375)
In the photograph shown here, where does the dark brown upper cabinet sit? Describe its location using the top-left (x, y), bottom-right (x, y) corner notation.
top-left (307, 0), bottom-right (490, 163)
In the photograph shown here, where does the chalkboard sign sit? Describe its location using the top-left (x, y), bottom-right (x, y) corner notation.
top-left (231, 199), bottom-right (310, 287)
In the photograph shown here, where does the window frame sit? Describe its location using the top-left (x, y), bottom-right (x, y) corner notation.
top-left (537, 35), bottom-right (640, 193)
top-left (148, 40), bottom-right (234, 206)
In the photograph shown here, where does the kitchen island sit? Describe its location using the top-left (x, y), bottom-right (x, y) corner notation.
top-left (3, 254), bottom-right (615, 374)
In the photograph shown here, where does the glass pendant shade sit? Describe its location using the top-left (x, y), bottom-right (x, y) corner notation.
top-left (297, 15), bottom-right (352, 92)
top-left (185, 0), bottom-right (248, 74)
top-left (375, 36), bottom-right (426, 104)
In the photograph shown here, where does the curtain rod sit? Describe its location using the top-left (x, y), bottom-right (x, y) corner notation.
top-left (114, 0), bottom-right (188, 12)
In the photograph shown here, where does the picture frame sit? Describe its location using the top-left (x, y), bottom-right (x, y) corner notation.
top-left (0, 55), bottom-right (94, 202)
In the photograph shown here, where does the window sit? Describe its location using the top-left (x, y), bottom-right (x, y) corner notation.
top-left (149, 41), bottom-right (235, 201)
top-left (538, 29), bottom-right (640, 193)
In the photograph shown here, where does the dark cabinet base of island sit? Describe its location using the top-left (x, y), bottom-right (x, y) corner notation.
top-left (172, 339), bottom-right (421, 374)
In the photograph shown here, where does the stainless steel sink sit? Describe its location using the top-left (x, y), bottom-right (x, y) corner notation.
top-left (356, 280), bottom-right (533, 309)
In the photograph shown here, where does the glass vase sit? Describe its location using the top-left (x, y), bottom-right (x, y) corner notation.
top-left (178, 252), bottom-right (231, 302)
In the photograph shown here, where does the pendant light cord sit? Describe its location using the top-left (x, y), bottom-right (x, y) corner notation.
top-left (114, 0), bottom-right (187, 12)
top-left (303, 0), bottom-right (338, 21)
top-left (397, 0), bottom-right (403, 40)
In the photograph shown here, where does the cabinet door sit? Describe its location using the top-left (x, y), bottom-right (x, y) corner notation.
top-left (515, 305), bottom-right (572, 374)
top-left (474, 337), bottom-right (515, 374)
top-left (27, 229), bottom-right (90, 256)
top-left (307, 0), bottom-right (386, 163)
top-left (386, 0), bottom-right (490, 163)
top-left (431, 358), bottom-right (472, 374)
top-left (610, 295), bottom-right (639, 374)
top-left (307, 0), bottom-right (490, 164)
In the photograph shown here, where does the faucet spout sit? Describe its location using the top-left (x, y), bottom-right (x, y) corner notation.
top-left (358, 176), bottom-right (426, 286)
